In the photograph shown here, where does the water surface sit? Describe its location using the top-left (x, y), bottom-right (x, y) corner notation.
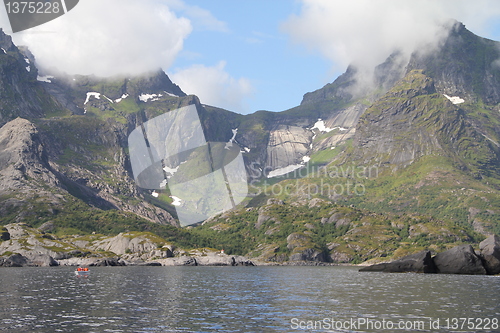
top-left (0, 266), bottom-right (498, 332)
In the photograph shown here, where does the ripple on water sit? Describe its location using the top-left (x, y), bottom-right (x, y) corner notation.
top-left (0, 266), bottom-right (498, 332)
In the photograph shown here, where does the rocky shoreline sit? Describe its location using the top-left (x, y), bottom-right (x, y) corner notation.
top-left (2, 222), bottom-right (499, 271)
top-left (0, 253), bottom-right (255, 267)
top-left (0, 223), bottom-right (254, 267)
top-left (359, 234), bottom-right (500, 275)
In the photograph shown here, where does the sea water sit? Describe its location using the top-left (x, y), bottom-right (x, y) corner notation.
top-left (0, 266), bottom-right (498, 332)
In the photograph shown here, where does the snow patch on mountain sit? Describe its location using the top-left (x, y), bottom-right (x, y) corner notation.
top-left (163, 165), bottom-right (179, 178)
top-left (164, 91), bottom-right (179, 97)
top-left (225, 128), bottom-right (238, 149)
top-left (115, 94), bottom-right (129, 103)
top-left (170, 196), bottom-right (182, 206)
top-left (443, 94), bottom-right (464, 104)
top-left (311, 119), bottom-right (348, 133)
top-left (139, 93), bottom-right (162, 102)
top-left (267, 164), bottom-right (304, 178)
top-left (84, 92), bottom-right (101, 105)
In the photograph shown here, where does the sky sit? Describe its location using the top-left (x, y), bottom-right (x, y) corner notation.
top-left (1, 1), bottom-right (500, 114)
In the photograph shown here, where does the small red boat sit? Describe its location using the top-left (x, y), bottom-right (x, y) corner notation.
top-left (74, 267), bottom-right (90, 276)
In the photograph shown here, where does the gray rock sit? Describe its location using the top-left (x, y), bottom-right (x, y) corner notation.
top-left (28, 254), bottom-right (58, 267)
top-left (433, 245), bottom-right (486, 275)
top-left (194, 254), bottom-right (254, 266)
top-left (137, 262), bottom-right (162, 266)
top-left (90, 257), bottom-right (126, 267)
top-left (232, 256), bottom-right (255, 266)
top-left (286, 232), bottom-right (310, 250)
top-left (289, 248), bottom-right (327, 262)
top-left (196, 254), bottom-right (234, 266)
top-left (255, 213), bottom-right (270, 229)
top-left (38, 221), bottom-right (55, 233)
top-left (479, 234), bottom-right (500, 275)
top-left (0, 253), bottom-right (28, 267)
top-left (266, 198), bottom-right (284, 206)
top-left (359, 250), bottom-right (436, 273)
top-left (266, 125), bottom-right (312, 172)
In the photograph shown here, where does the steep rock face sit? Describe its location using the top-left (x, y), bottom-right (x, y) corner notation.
top-left (0, 117), bottom-right (60, 192)
top-left (346, 70), bottom-right (500, 173)
top-left (266, 125), bottom-right (312, 170)
top-left (0, 117), bottom-right (177, 226)
top-left (350, 71), bottom-right (445, 167)
top-left (0, 30), bottom-right (61, 126)
top-left (408, 22), bottom-right (500, 104)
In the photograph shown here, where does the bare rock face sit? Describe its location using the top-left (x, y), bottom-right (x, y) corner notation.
top-left (0, 29), bottom-right (56, 126)
top-left (27, 254), bottom-right (58, 267)
top-left (195, 254), bottom-right (234, 266)
top-left (90, 233), bottom-right (173, 260)
top-left (0, 253), bottom-right (27, 267)
top-left (433, 245), bottom-right (487, 275)
top-left (359, 250), bottom-right (437, 273)
top-left (289, 248), bottom-right (327, 262)
top-left (0, 118), bottom-right (60, 191)
top-left (286, 232), bottom-right (310, 250)
top-left (479, 235), bottom-right (500, 275)
top-left (266, 124), bottom-right (312, 171)
top-left (286, 232), bottom-right (327, 262)
top-left (90, 257), bottom-right (126, 266)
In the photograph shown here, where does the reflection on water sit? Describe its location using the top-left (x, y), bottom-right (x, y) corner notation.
top-left (0, 266), bottom-right (499, 332)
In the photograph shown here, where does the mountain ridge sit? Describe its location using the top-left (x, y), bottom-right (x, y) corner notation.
top-left (1, 22), bottom-right (500, 264)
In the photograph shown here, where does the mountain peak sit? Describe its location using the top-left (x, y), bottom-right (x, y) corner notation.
top-left (408, 21), bottom-right (500, 104)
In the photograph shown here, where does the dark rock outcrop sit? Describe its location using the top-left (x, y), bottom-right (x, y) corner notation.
top-left (0, 228), bottom-right (9, 241)
top-left (232, 256), bottom-right (255, 266)
top-left (89, 257), bottom-right (126, 267)
top-left (479, 235), bottom-right (500, 275)
top-left (289, 248), bottom-right (327, 262)
top-left (0, 253), bottom-right (27, 267)
top-left (360, 250), bottom-right (437, 273)
top-left (433, 245), bottom-right (486, 275)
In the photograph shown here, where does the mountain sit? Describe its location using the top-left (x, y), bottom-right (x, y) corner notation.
top-left (1, 21), bottom-right (500, 264)
top-left (197, 21), bottom-right (500, 262)
top-left (0, 29), bottom-right (63, 126)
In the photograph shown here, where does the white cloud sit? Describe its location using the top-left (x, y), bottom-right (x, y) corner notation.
top-left (7, 0), bottom-right (192, 77)
top-left (282, 0), bottom-right (500, 81)
top-left (171, 61), bottom-right (253, 113)
top-left (164, 0), bottom-right (229, 32)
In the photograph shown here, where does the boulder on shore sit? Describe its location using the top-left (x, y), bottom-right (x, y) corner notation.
top-left (0, 253), bottom-right (28, 267)
top-left (479, 235), bottom-right (500, 275)
top-left (359, 250), bottom-right (437, 273)
top-left (433, 245), bottom-right (486, 275)
top-left (28, 254), bottom-right (58, 267)
top-left (89, 257), bottom-right (126, 267)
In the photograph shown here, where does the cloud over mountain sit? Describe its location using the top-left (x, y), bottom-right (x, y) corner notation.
top-left (2, 0), bottom-right (192, 77)
top-left (282, 0), bottom-right (500, 79)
